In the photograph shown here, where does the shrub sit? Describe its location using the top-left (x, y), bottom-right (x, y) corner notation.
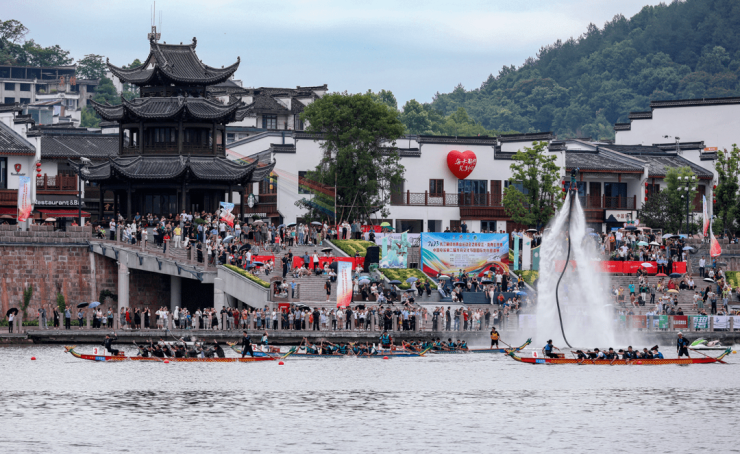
top-left (224, 264), bottom-right (271, 288)
top-left (513, 270), bottom-right (539, 286)
top-left (379, 268), bottom-right (437, 290)
top-left (330, 239), bottom-right (378, 258)
top-left (725, 271), bottom-right (740, 289)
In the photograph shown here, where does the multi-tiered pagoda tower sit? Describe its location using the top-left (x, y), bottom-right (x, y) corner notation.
top-left (76, 36), bottom-right (272, 220)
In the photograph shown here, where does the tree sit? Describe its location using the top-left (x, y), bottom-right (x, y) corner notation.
top-left (365, 89), bottom-right (398, 110)
top-left (20, 40), bottom-right (73, 66)
top-left (77, 54), bottom-right (106, 80)
top-left (714, 145), bottom-right (740, 233)
top-left (642, 167), bottom-right (700, 233)
top-left (400, 99), bottom-right (431, 134)
top-left (298, 92), bottom-right (406, 222)
top-left (81, 76), bottom-right (120, 128)
top-left (502, 141), bottom-right (561, 227)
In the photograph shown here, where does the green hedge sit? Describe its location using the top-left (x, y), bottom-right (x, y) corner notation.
top-left (380, 269), bottom-right (437, 290)
top-left (224, 264), bottom-right (271, 288)
top-left (330, 239), bottom-right (378, 258)
top-left (513, 270), bottom-right (539, 286)
top-left (725, 271), bottom-right (740, 289)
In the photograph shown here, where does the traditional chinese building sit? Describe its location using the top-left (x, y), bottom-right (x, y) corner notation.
top-left (74, 37), bottom-right (273, 220)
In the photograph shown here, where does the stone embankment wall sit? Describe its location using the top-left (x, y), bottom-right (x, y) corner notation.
top-left (0, 225), bottom-right (117, 317)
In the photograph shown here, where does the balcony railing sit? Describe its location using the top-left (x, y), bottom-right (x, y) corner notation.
top-left (390, 191), bottom-right (503, 207)
top-left (37, 174), bottom-right (77, 191)
top-left (0, 189), bottom-right (17, 203)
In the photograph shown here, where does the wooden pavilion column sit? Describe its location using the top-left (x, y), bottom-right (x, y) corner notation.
top-left (112, 190), bottom-right (118, 219)
top-left (118, 128), bottom-right (124, 153)
top-left (228, 184), bottom-right (233, 203)
top-left (126, 184), bottom-right (132, 221)
top-left (99, 185), bottom-right (105, 221)
top-left (178, 120), bottom-right (183, 155)
top-left (139, 122), bottom-right (144, 154)
top-left (221, 127), bottom-right (226, 154)
top-left (211, 122), bottom-right (217, 155)
top-left (181, 182), bottom-right (187, 214)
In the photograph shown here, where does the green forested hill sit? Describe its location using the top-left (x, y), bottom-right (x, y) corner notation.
top-left (419, 0), bottom-right (740, 140)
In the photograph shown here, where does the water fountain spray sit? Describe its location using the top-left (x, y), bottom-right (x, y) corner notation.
top-left (553, 168), bottom-right (579, 348)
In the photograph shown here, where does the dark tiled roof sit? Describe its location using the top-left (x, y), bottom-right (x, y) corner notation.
top-left (628, 111), bottom-right (652, 120)
top-left (0, 121), bottom-right (35, 155)
top-left (498, 132), bottom-right (554, 142)
top-left (398, 147), bottom-right (421, 157)
top-left (269, 143), bottom-right (296, 154)
top-left (566, 150), bottom-right (643, 172)
top-left (41, 135), bottom-right (118, 159)
top-left (91, 97), bottom-right (241, 122)
top-left (418, 135), bottom-right (498, 145)
top-left (251, 93), bottom-right (291, 115)
top-left (613, 123), bottom-right (631, 131)
top-left (651, 97), bottom-right (740, 109)
top-left (107, 38), bottom-right (239, 86)
top-left (77, 155), bottom-right (272, 184)
top-left (653, 141), bottom-right (705, 151)
top-left (643, 155), bottom-right (713, 179)
top-left (0, 103), bottom-right (22, 113)
top-left (548, 140), bottom-right (567, 152)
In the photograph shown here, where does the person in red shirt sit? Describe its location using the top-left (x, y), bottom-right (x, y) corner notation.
top-left (463, 310), bottom-right (469, 330)
top-left (163, 232), bottom-right (171, 253)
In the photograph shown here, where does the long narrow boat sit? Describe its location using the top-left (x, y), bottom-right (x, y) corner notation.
top-left (229, 344), bottom-right (431, 358)
top-left (505, 348), bottom-right (732, 365)
top-left (430, 338), bottom-right (531, 354)
top-left (64, 346), bottom-right (274, 363)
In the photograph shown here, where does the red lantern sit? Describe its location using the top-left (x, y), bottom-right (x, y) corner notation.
top-left (644, 182), bottom-right (648, 187)
top-left (36, 173), bottom-right (42, 178)
top-left (713, 185), bottom-right (717, 190)
top-left (644, 197), bottom-right (648, 201)
top-left (446, 150), bottom-right (477, 179)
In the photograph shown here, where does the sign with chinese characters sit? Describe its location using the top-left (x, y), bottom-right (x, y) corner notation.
top-left (605, 210), bottom-right (637, 223)
top-left (17, 176), bottom-right (32, 222)
top-left (446, 149), bottom-right (477, 179)
top-left (420, 232), bottom-right (509, 277)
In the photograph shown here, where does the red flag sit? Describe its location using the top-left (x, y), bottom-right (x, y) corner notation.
top-left (709, 224), bottom-right (722, 258)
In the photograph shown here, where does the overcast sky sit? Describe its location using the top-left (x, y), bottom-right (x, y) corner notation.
top-left (7, 0), bottom-right (663, 107)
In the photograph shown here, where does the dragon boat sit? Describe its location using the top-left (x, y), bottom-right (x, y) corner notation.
top-left (64, 346), bottom-right (274, 363)
top-left (505, 347), bottom-right (732, 365)
top-left (429, 338), bottom-right (531, 354)
top-left (229, 344), bottom-right (431, 358)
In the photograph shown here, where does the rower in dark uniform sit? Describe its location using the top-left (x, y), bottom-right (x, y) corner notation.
top-left (103, 333), bottom-right (120, 356)
top-left (677, 332), bottom-right (690, 358)
top-left (651, 345), bottom-right (664, 359)
top-left (213, 341), bottom-right (225, 358)
top-left (542, 339), bottom-right (560, 358)
top-left (241, 331), bottom-right (254, 358)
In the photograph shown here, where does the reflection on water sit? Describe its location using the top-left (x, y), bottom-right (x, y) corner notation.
top-left (0, 346), bottom-right (737, 453)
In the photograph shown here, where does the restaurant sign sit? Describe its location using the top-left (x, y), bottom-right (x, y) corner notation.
top-left (605, 210), bottom-right (637, 223)
top-left (35, 194), bottom-right (83, 207)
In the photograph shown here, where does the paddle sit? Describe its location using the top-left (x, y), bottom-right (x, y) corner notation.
top-left (418, 346), bottom-right (433, 357)
top-left (689, 347), bottom-right (727, 364)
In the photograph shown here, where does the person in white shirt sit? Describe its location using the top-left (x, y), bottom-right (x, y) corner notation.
top-left (699, 257), bottom-right (706, 278)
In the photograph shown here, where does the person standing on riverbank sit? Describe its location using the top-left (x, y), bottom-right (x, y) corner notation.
top-left (64, 306), bottom-right (71, 330)
top-left (677, 332), bottom-right (690, 358)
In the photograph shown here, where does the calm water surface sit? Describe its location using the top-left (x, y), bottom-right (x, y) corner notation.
top-left (1, 343), bottom-right (738, 453)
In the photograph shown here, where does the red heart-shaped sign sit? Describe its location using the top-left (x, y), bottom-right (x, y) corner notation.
top-left (446, 150), bottom-right (477, 179)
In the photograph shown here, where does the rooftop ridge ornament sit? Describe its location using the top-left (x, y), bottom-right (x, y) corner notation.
top-left (147, 25), bottom-right (161, 42)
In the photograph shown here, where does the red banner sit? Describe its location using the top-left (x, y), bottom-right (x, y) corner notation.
top-left (672, 262), bottom-right (686, 274)
top-left (672, 315), bottom-right (688, 330)
top-left (622, 261), bottom-right (644, 274)
top-left (251, 255), bottom-right (275, 265)
top-left (292, 256), bottom-right (364, 269)
top-left (591, 261), bottom-right (686, 274)
top-left (628, 315), bottom-right (647, 329)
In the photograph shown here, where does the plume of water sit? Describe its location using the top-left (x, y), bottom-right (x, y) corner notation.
top-left (535, 194), bottom-right (616, 348)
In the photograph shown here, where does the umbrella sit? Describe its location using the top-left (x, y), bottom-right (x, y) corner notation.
top-left (438, 275), bottom-right (451, 281)
top-left (527, 228), bottom-right (537, 232)
top-left (669, 273), bottom-right (682, 278)
top-left (359, 279), bottom-right (370, 285)
top-left (252, 261), bottom-right (264, 266)
top-left (45, 217), bottom-right (56, 222)
top-left (223, 235), bottom-right (235, 243)
top-left (311, 221), bottom-right (322, 226)
top-left (454, 282), bottom-right (466, 287)
top-left (641, 263), bottom-right (654, 267)
top-left (77, 302), bottom-right (89, 308)
top-left (588, 233), bottom-right (600, 236)
top-left (388, 280), bottom-right (402, 285)
top-left (704, 278), bottom-right (715, 283)
top-left (245, 264), bottom-right (254, 269)
top-left (625, 226), bottom-right (637, 231)
top-left (637, 241), bottom-right (649, 246)
top-left (662, 234), bottom-right (674, 239)
top-left (718, 262), bottom-right (728, 267)
top-left (278, 224), bottom-right (285, 228)
top-left (656, 273), bottom-right (667, 277)
top-left (6, 308), bottom-right (18, 316)
top-left (682, 246), bottom-right (694, 251)
top-left (481, 279), bottom-right (493, 284)
top-left (89, 302), bottom-right (101, 308)
top-left (406, 277), bottom-right (418, 283)
top-left (321, 248), bottom-right (332, 253)
top-left (252, 220), bottom-right (264, 224)
top-left (649, 242), bottom-right (661, 246)
top-left (516, 291), bottom-right (527, 295)
top-left (239, 243), bottom-right (252, 252)
top-left (667, 289), bottom-right (679, 294)
top-left (380, 222), bottom-right (391, 227)
top-left (287, 223), bottom-right (296, 227)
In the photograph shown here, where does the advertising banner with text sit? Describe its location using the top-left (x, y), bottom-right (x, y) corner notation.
top-left (421, 233), bottom-right (509, 277)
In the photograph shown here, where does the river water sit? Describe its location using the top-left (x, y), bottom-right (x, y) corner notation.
top-left (1, 344), bottom-right (738, 453)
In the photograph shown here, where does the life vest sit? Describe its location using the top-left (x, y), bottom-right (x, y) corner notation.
top-left (490, 332), bottom-right (499, 340)
top-left (380, 334), bottom-right (390, 345)
top-left (544, 344), bottom-right (553, 352)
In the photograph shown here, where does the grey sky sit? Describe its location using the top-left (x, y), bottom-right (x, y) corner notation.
top-left (7, 0), bottom-right (663, 107)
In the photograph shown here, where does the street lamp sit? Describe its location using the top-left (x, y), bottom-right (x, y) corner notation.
top-left (678, 175), bottom-right (696, 236)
